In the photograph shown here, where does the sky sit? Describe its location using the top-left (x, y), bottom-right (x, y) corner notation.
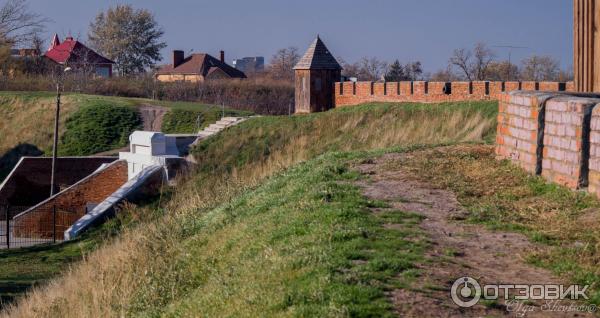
top-left (27, 0), bottom-right (572, 73)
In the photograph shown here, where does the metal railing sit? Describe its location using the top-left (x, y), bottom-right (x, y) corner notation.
top-left (0, 204), bottom-right (83, 249)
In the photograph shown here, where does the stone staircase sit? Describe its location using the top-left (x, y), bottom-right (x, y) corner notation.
top-left (196, 117), bottom-right (248, 139)
top-left (186, 117), bottom-right (249, 163)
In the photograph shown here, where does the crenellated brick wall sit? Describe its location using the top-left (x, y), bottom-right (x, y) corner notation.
top-left (12, 160), bottom-right (128, 239)
top-left (496, 91), bottom-right (600, 197)
top-left (335, 81), bottom-right (574, 107)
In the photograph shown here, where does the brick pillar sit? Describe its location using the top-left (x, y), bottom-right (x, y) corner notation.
top-left (542, 97), bottom-right (597, 189)
top-left (587, 104), bottom-right (600, 195)
top-left (495, 91), bottom-right (556, 174)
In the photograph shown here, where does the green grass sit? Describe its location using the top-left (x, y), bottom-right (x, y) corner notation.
top-left (192, 101), bottom-right (499, 174)
top-left (0, 194), bottom-right (167, 308)
top-left (0, 101), bottom-right (498, 317)
top-left (0, 91), bottom-right (252, 181)
top-left (59, 104), bottom-right (142, 155)
top-left (129, 151), bottom-right (427, 317)
top-left (0, 237), bottom-right (98, 304)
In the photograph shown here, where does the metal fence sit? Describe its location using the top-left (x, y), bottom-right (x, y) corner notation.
top-left (0, 204), bottom-right (82, 249)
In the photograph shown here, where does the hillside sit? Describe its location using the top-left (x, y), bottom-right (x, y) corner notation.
top-left (6, 99), bottom-right (600, 317)
top-left (0, 100), bottom-right (501, 316)
top-left (0, 92), bottom-right (251, 180)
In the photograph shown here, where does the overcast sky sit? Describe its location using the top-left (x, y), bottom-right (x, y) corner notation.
top-left (27, 0), bottom-right (572, 73)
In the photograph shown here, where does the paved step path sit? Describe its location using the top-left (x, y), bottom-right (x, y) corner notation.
top-left (186, 117), bottom-right (250, 163)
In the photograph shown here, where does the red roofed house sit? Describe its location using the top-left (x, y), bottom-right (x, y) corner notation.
top-left (155, 50), bottom-right (246, 82)
top-left (44, 34), bottom-right (115, 78)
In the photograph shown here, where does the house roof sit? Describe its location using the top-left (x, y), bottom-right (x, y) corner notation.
top-left (156, 53), bottom-right (246, 78)
top-left (294, 36), bottom-right (342, 70)
top-left (44, 35), bottom-right (114, 65)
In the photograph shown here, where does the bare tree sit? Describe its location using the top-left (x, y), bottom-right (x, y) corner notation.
top-left (430, 65), bottom-right (460, 82)
top-left (449, 43), bottom-right (495, 81)
top-left (356, 57), bottom-right (387, 81)
top-left (520, 55), bottom-right (560, 81)
top-left (0, 0), bottom-right (46, 45)
top-left (338, 56), bottom-right (360, 79)
top-left (472, 43), bottom-right (495, 80)
top-left (449, 48), bottom-right (472, 81)
top-left (268, 46), bottom-right (300, 81)
top-left (485, 61), bottom-right (520, 81)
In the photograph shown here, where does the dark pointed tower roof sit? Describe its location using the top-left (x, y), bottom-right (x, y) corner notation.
top-left (294, 35), bottom-right (342, 70)
top-left (48, 33), bottom-right (60, 51)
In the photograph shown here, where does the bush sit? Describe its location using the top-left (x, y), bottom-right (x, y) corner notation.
top-left (0, 75), bottom-right (294, 115)
top-left (60, 104), bottom-right (142, 155)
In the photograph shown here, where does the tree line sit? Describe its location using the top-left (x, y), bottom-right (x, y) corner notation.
top-left (432, 42), bottom-right (571, 82)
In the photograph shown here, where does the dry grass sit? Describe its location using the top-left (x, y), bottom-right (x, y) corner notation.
top-left (1, 102), bottom-right (497, 317)
top-left (392, 144), bottom-right (600, 303)
top-left (0, 92), bottom-right (77, 155)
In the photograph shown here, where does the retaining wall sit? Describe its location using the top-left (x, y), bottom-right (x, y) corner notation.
top-left (0, 157), bottom-right (117, 207)
top-left (496, 91), bottom-right (600, 196)
top-left (335, 81), bottom-right (574, 106)
top-left (12, 160), bottom-right (128, 239)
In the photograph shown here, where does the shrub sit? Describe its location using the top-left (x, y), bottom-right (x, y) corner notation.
top-left (0, 75), bottom-right (294, 115)
top-left (59, 104), bottom-right (142, 155)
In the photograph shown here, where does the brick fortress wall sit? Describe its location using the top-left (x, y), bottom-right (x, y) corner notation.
top-left (334, 81), bottom-right (574, 106)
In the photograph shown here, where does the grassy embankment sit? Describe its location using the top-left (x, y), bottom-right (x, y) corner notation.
top-left (1, 101), bottom-right (498, 317)
top-left (0, 92), bottom-right (250, 179)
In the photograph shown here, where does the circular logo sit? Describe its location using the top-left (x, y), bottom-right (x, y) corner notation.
top-left (451, 276), bottom-right (481, 307)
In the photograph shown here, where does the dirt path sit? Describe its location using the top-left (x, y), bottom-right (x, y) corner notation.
top-left (355, 152), bottom-right (596, 318)
top-left (138, 104), bottom-right (168, 132)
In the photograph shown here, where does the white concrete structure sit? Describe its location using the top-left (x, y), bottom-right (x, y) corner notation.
top-left (64, 165), bottom-right (164, 240)
top-left (119, 131), bottom-right (181, 180)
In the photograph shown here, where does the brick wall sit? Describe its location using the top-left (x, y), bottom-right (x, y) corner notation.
top-left (334, 80), bottom-right (574, 107)
top-left (588, 106), bottom-right (600, 196)
top-left (496, 91), bottom-right (600, 197)
top-left (0, 157), bottom-right (117, 207)
top-left (12, 160), bottom-right (128, 239)
top-left (495, 91), bottom-right (553, 174)
top-left (542, 97), bottom-right (596, 188)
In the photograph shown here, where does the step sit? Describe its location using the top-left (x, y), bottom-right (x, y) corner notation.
top-left (221, 117), bottom-right (242, 122)
top-left (210, 123), bottom-right (228, 129)
top-left (204, 127), bottom-right (222, 133)
top-left (197, 130), bottom-right (216, 136)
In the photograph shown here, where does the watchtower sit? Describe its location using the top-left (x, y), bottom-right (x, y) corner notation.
top-left (294, 36), bottom-right (342, 113)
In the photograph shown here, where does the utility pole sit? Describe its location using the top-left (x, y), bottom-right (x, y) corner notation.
top-left (492, 45), bottom-right (529, 81)
top-left (50, 67), bottom-right (71, 197)
top-left (50, 82), bottom-right (60, 197)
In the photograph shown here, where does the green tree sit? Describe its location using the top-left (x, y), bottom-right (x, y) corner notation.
top-left (385, 59), bottom-right (405, 81)
top-left (88, 5), bottom-right (166, 75)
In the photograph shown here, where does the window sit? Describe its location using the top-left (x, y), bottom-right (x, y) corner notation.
top-left (315, 78), bottom-right (322, 92)
top-left (95, 66), bottom-right (110, 78)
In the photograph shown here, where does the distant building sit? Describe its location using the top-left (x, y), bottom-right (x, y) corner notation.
top-left (232, 56), bottom-right (264, 74)
top-left (44, 34), bottom-right (115, 77)
top-left (156, 50), bottom-right (246, 82)
top-left (10, 48), bottom-right (40, 59)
